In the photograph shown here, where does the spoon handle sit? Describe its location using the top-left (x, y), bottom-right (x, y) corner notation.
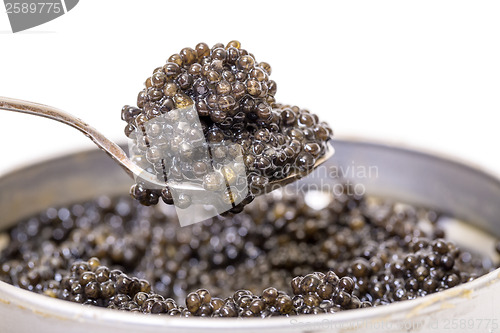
top-left (0, 96), bottom-right (139, 178)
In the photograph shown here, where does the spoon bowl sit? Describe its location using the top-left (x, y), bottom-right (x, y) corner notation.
top-left (0, 96), bottom-right (334, 202)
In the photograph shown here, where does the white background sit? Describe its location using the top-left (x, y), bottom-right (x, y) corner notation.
top-left (1, 1), bottom-right (499, 176)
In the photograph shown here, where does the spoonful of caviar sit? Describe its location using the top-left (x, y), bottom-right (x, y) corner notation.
top-left (0, 41), bottom-right (333, 219)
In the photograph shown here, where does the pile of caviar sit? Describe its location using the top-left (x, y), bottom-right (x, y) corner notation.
top-left (0, 185), bottom-right (496, 317)
top-left (121, 41), bottom-right (333, 209)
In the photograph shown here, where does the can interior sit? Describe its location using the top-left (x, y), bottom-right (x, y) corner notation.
top-left (0, 138), bottom-right (499, 332)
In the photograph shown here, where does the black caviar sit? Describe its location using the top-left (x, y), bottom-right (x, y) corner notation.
top-left (0, 184), bottom-right (496, 317)
top-left (121, 41), bottom-right (333, 209)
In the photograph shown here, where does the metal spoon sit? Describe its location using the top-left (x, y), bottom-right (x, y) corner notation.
top-left (0, 96), bottom-right (334, 194)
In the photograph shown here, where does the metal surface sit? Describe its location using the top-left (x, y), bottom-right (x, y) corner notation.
top-left (0, 96), bottom-right (140, 180)
top-left (0, 96), bottom-right (334, 194)
top-left (0, 139), bottom-right (499, 333)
